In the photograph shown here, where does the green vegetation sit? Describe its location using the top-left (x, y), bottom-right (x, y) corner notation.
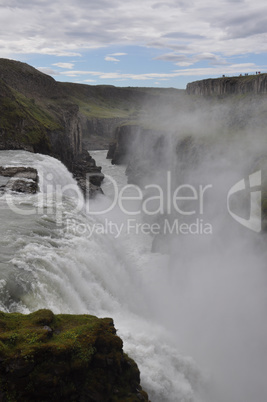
top-left (0, 79), bottom-right (61, 151)
top-left (0, 58), bottom-right (185, 153)
top-left (0, 309), bottom-right (148, 401)
top-left (13, 90), bottom-right (62, 132)
top-left (70, 96), bottom-right (133, 119)
top-left (0, 309), bottom-right (98, 359)
top-left (60, 82), bottom-right (183, 121)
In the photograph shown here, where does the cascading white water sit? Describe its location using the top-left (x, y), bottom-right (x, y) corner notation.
top-left (92, 144), bottom-right (267, 402)
top-left (1, 148), bottom-right (267, 402)
top-left (0, 150), bottom-right (204, 402)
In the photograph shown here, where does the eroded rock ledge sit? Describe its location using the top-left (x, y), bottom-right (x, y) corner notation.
top-left (0, 309), bottom-right (149, 402)
top-left (72, 150), bottom-right (104, 198)
top-left (0, 166), bottom-right (38, 194)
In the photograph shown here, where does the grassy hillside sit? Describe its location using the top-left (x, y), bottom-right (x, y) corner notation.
top-left (0, 79), bottom-right (61, 152)
top-left (0, 58), bottom-right (185, 151)
top-left (60, 82), bottom-right (183, 120)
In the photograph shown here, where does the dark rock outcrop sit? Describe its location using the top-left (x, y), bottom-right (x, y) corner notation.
top-left (51, 103), bottom-right (83, 166)
top-left (81, 116), bottom-right (125, 150)
top-left (0, 309), bottom-right (149, 402)
top-left (72, 150), bottom-right (104, 197)
top-left (0, 166), bottom-right (38, 194)
top-left (107, 125), bottom-right (142, 165)
top-left (107, 124), bottom-right (169, 185)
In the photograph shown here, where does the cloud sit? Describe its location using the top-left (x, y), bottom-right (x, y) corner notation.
top-left (155, 52), bottom-right (227, 66)
top-left (110, 52), bottom-right (127, 56)
top-left (36, 67), bottom-right (59, 75)
top-left (0, 0), bottom-right (266, 60)
top-left (155, 53), bottom-right (193, 62)
top-left (105, 53), bottom-right (127, 62)
top-left (53, 62), bottom-right (74, 69)
top-left (58, 62), bottom-right (263, 82)
top-left (152, 1), bottom-right (188, 10)
top-left (173, 63), bottom-right (265, 77)
top-left (0, 0), bottom-right (266, 86)
top-left (176, 62), bottom-right (193, 67)
top-left (210, 7), bottom-right (267, 39)
top-left (162, 32), bottom-right (205, 40)
top-left (84, 79), bottom-right (97, 82)
top-left (105, 56), bottom-right (120, 62)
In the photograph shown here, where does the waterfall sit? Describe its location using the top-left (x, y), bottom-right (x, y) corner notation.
top-left (0, 150), bottom-right (203, 402)
top-left (1, 149), bottom-right (267, 402)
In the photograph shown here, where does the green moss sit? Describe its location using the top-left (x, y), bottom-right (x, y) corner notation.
top-left (69, 96), bottom-right (135, 119)
top-left (0, 79), bottom-right (62, 151)
top-left (0, 310), bottom-right (148, 401)
top-left (13, 90), bottom-right (62, 131)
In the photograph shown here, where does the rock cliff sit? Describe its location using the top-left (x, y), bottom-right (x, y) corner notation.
top-left (107, 125), bottom-right (141, 165)
top-left (107, 124), bottom-right (169, 187)
top-left (0, 59), bottom-right (102, 195)
top-left (186, 74), bottom-right (267, 96)
top-left (0, 58), bottom-right (182, 195)
top-left (0, 309), bottom-right (149, 401)
top-left (81, 116), bottom-right (124, 150)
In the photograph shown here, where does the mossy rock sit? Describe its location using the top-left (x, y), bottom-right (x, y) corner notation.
top-left (0, 309), bottom-right (149, 401)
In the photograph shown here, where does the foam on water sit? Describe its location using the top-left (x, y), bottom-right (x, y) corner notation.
top-left (0, 150), bottom-right (204, 401)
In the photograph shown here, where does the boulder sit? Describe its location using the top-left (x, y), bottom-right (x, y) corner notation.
top-left (0, 166), bottom-right (38, 194)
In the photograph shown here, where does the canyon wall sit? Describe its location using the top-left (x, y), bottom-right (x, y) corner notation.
top-left (186, 73), bottom-right (267, 96)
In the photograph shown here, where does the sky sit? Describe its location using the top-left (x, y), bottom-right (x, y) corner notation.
top-left (0, 0), bottom-right (267, 89)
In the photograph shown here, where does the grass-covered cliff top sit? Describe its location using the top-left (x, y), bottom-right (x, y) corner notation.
top-left (0, 309), bottom-right (106, 360)
top-left (0, 79), bottom-right (61, 152)
top-left (0, 309), bottom-right (148, 401)
top-left (0, 58), bottom-right (183, 121)
top-left (0, 58), bottom-right (186, 150)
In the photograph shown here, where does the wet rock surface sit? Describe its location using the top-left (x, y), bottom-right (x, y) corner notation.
top-left (72, 150), bottom-right (104, 198)
top-left (0, 166), bottom-right (38, 194)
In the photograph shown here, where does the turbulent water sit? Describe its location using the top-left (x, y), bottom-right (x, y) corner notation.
top-left (0, 150), bottom-right (203, 402)
top-left (1, 149), bottom-right (267, 402)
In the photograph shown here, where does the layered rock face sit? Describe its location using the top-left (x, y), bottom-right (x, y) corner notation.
top-left (81, 116), bottom-right (124, 150)
top-left (107, 124), bottom-right (169, 183)
top-left (107, 125), bottom-right (142, 165)
top-left (0, 58), bottom-right (185, 195)
top-left (0, 309), bottom-right (149, 401)
top-left (72, 150), bottom-right (104, 197)
top-left (0, 166), bottom-right (38, 194)
top-left (0, 59), bottom-right (102, 195)
top-left (0, 60), bottom-right (82, 165)
top-left (186, 74), bottom-right (267, 96)
top-left (0, 59), bottom-right (64, 155)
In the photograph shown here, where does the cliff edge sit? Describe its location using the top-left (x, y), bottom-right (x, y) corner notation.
top-left (0, 309), bottom-right (149, 401)
top-left (186, 73), bottom-right (267, 96)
